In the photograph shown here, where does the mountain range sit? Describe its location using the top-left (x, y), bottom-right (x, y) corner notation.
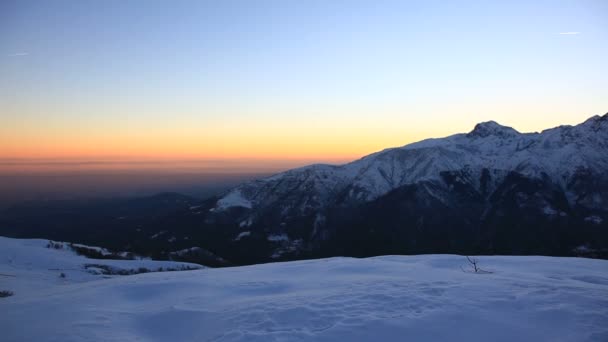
top-left (201, 113), bottom-right (608, 262)
top-left (1, 113), bottom-right (607, 265)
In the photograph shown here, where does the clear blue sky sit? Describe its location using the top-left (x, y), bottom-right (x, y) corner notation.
top-left (1, 0), bottom-right (607, 164)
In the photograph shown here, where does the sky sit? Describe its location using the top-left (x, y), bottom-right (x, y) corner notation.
top-left (1, 0), bottom-right (607, 174)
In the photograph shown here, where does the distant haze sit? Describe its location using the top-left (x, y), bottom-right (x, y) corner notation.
top-left (0, 158), bottom-right (338, 207)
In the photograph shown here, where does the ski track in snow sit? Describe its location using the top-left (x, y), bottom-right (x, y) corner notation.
top-left (1, 237), bottom-right (608, 341)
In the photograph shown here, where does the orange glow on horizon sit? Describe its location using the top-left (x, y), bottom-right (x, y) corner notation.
top-left (2, 106), bottom-right (603, 173)
top-left (0, 123), bottom-right (433, 164)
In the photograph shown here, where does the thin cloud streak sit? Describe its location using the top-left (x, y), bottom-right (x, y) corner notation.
top-left (559, 32), bottom-right (580, 35)
top-left (7, 52), bottom-right (29, 57)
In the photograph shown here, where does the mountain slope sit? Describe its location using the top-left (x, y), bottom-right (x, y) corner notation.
top-left (195, 113), bottom-right (608, 262)
top-left (217, 114), bottom-right (608, 212)
top-left (0, 237), bottom-right (203, 297)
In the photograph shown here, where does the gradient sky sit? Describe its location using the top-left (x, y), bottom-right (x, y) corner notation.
top-left (1, 0), bottom-right (607, 172)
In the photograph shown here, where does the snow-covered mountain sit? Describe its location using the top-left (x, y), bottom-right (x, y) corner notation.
top-left (194, 113), bottom-right (608, 262)
top-left (215, 113), bottom-right (608, 215)
top-left (2, 243), bottom-right (608, 341)
top-left (6, 115), bottom-right (603, 265)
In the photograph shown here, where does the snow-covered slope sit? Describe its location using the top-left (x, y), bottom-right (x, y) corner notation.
top-left (214, 114), bottom-right (608, 214)
top-left (0, 237), bottom-right (203, 297)
top-left (1, 248), bottom-right (607, 341)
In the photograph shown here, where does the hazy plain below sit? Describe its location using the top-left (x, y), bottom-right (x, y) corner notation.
top-left (0, 158), bottom-right (304, 208)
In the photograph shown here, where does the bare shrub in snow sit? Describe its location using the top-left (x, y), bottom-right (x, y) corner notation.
top-left (461, 256), bottom-right (492, 274)
top-left (0, 290), bottom-right (14, 298)
top-left (46, 241), bottom-right (63, 249)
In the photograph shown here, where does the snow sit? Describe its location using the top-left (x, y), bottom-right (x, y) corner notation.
top-left (239, 218), bottom-right (253, 228)
top-left (169, 247), bottom-right (203, 257)
top-left (150, 231), bottom-right (167, 239)
top-left (267, 233), bottom-right (289, 242)
top-left (585, 215), bottom-right (603, 224)
top-left (0, 237), bottom-right (203, 297)
top-left (234, 231), bottom-right (251, 241)
top-left (68, 242), bottom-right (114, 256)
top-left (542, 205), bottom-right (558, 216)
top-left (2, 242), bottom-right (607, 341)
top-left (213, 114), bottom-right (608, 214)
top-left (216, 189), bottom-right (253, 210)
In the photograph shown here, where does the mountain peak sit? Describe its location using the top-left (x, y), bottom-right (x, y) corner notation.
top-left (576, 112), bottom-right (608, 133)
top-left (467, 120), bottom-right (519, 138)
top-left (584, 112), bottom-right (608, 124)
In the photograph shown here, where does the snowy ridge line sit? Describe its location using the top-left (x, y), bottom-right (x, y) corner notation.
top-left (214, 113), bottom-right (608, 211)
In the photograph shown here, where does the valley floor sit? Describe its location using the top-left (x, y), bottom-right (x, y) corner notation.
top-left (1, 237), bottom-right (607, 341)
